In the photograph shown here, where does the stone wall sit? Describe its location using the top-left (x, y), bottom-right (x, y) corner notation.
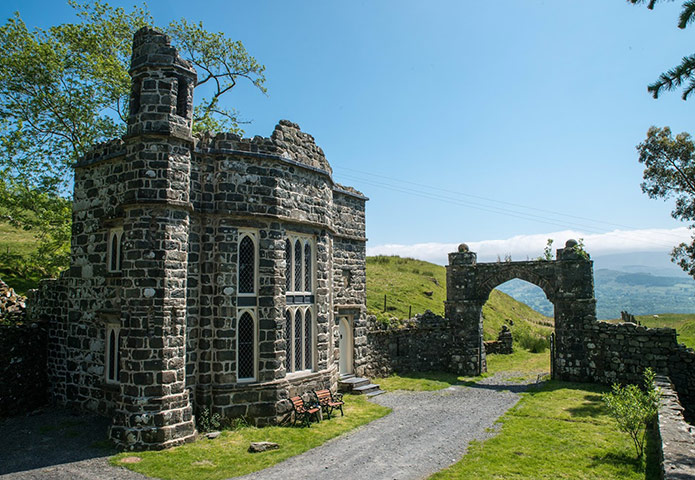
top-left (364, 311), bottom-right (452, 378)
top-left (654, 376), bottom-right (695, 478)
top-left (0, 322), bottom-right (48, 416)
top-left (569, 320), bottom-right (695, 421)
top-left (484, 326), bottom-right (513, 355)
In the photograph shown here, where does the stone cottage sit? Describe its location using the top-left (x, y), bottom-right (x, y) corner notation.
top-left (34, 27), bottom-right (368, 450)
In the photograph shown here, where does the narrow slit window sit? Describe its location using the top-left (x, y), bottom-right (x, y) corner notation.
top-left (176, 76), bottom-right (188, 118)
top-left (107, 228), bottom-right (123, 273)
top-left (238, 312), bottom-right (255, 380)
top-left (105, 325), bottom-right (121, 384)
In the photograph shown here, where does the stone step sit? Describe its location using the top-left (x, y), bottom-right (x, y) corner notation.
top-left (338, 376), bottom-right (370, 392)
top-left (339, 373), bottom-right (355, 381)
top-left (352, 383), bottom-right (381, 395)
top-left (366, 389), bottom-right (386, 398)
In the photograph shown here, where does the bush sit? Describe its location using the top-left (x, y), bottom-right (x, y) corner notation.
top-left (196, 406), bottom-right (222, 432)
top-left (602, 368), bottom-right (660, 458)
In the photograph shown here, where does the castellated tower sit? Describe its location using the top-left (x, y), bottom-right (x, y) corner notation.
top-left (108, 27), bottom-right (198, 449)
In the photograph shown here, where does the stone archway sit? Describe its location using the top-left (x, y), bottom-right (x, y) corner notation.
top-left (444, 240), bottom-right (596, 377)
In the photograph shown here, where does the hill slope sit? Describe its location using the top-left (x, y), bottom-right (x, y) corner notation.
top-left (366, 255), bottom-right (553, 349)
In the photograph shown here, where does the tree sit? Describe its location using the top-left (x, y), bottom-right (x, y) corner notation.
top-left (636, 127), bottom-right (695, 277)
top-left (0, 1), bottom-right (266, 277)
top-left (602, 368), bottom-right (660, 459)
top-left (629, 0), bottom-right (695, 278)
top-left (629, 0), bottom-right (695, 99)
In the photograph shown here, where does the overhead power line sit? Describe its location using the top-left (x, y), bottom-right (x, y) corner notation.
top-left (333, 165), bottom-right (685, 250)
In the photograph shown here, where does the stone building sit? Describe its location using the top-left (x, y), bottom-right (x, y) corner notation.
top-left (38, 27), bottom-right (368, 450)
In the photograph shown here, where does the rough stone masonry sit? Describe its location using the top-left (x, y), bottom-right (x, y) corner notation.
top-left (28, 27), bottom-right (369, 450)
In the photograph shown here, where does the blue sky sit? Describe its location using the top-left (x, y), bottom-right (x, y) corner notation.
top-left (4, 0), bottom-right (694, 263)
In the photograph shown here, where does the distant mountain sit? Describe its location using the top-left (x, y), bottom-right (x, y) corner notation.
top-left (591, 251), bottom-right (689, 278)
top-left (497, 267), bottom-right (695, 320)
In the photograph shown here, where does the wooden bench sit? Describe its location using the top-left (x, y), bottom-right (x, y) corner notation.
top-left (314, 389), bottom-right (345, 419)
top-left (290, 395), bottom-right (320, 427)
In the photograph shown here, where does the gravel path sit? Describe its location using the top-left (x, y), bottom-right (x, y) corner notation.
top-left (236, 373), bottom-right (540, 480)
top-left (0, 409), bottom-right (147, 480)
top-left (0, 373), bottom-right (542, 480)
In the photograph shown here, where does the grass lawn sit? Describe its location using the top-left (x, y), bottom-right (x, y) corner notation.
top-left (110, 394), bottom-right (390, 480)
top-left (430, 381), bottom-right (657, 480)
top-left (377, 349), bottom-right (551, 392)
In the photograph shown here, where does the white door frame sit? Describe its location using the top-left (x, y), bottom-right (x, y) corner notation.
top-left (338, 316), bottom-right (353, 375)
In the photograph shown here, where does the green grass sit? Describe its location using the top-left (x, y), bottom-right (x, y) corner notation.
top-left (111, 394), bottom-right (390, 480)
top-left (608, 313), bottom-right (695, 349)
top-left (367, 255), bottom-right (447, 321)
top-left (378, 349), bottom-right (551, 392)
top-left (377, 371), bottom-right (464, 391)
top-left (0, 222), bottom-right (38, 257)
top-left (367, 256), bottom-right (553, 348)
top-left (430, 381), bottom-right (655, 480)
top-left (486, 349), bottom-right (550, 377)
top-left (0, 221), bottom-right (41, 294)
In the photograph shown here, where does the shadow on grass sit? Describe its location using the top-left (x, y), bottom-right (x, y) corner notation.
top-left (565, 394), bottom-right (605, 419)
top-left (588, 451), bottom-right (644, 476)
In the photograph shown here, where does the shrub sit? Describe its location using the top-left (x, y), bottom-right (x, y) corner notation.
top-left (602, 368), bottom-right (660, 458)
top-left (196, 406), bottom-right (222, 432)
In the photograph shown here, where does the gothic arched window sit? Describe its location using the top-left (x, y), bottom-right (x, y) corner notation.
top-left (237, 311), bottom-right (256, 381)
top-left (238, 234), bottom-right (256, 295)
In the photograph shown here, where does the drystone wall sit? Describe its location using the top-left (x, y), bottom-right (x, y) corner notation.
top-left (577, 320), bottom-right (695, 420)
top-left (364, 311), bottom-right (453, 378)
top-left (654, 376), bottom-right (695, 478)
top-left (483, 327), bottom-right (513, 355)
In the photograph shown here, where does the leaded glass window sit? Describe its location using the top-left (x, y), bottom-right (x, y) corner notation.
top-left (294, 240), bottom-right (302, 292)
top-left (285, 309), bottom-right (292, 372)
top-left (239, 235), bottom-right (255, 294)
top-left (285, 239), bottom-right (292, 292)
top-left (304, 309), bottom-right (312, 370)
top-left (294, 309), bottom-right (303, 372)
top-left (238, 312), bottom-right (255, 380)
top-left (304, 242), bottom-right (312, 292)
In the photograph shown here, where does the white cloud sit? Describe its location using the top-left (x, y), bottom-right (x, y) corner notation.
top-left (367, 227), bottom-right (693, 265)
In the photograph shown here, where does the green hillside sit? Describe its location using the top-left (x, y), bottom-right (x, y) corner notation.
top-left (366, 255), bottom-right (554, 350)
top-left (0, 222), bottom-right (41, 295)
top-left (608, 313), bottom-right (695, 349)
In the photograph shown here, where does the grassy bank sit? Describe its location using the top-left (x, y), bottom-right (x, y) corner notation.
top-left (430, 381), bottom-right (655, 480)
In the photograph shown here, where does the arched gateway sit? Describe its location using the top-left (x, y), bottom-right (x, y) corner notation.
top-left (445, 240), bottom-right (596, 377)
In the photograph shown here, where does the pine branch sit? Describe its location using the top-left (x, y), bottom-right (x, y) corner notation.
top-left (679, 0), bottom-right (695, 27)
top-left (647, 54), bottom-right (695, 98)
